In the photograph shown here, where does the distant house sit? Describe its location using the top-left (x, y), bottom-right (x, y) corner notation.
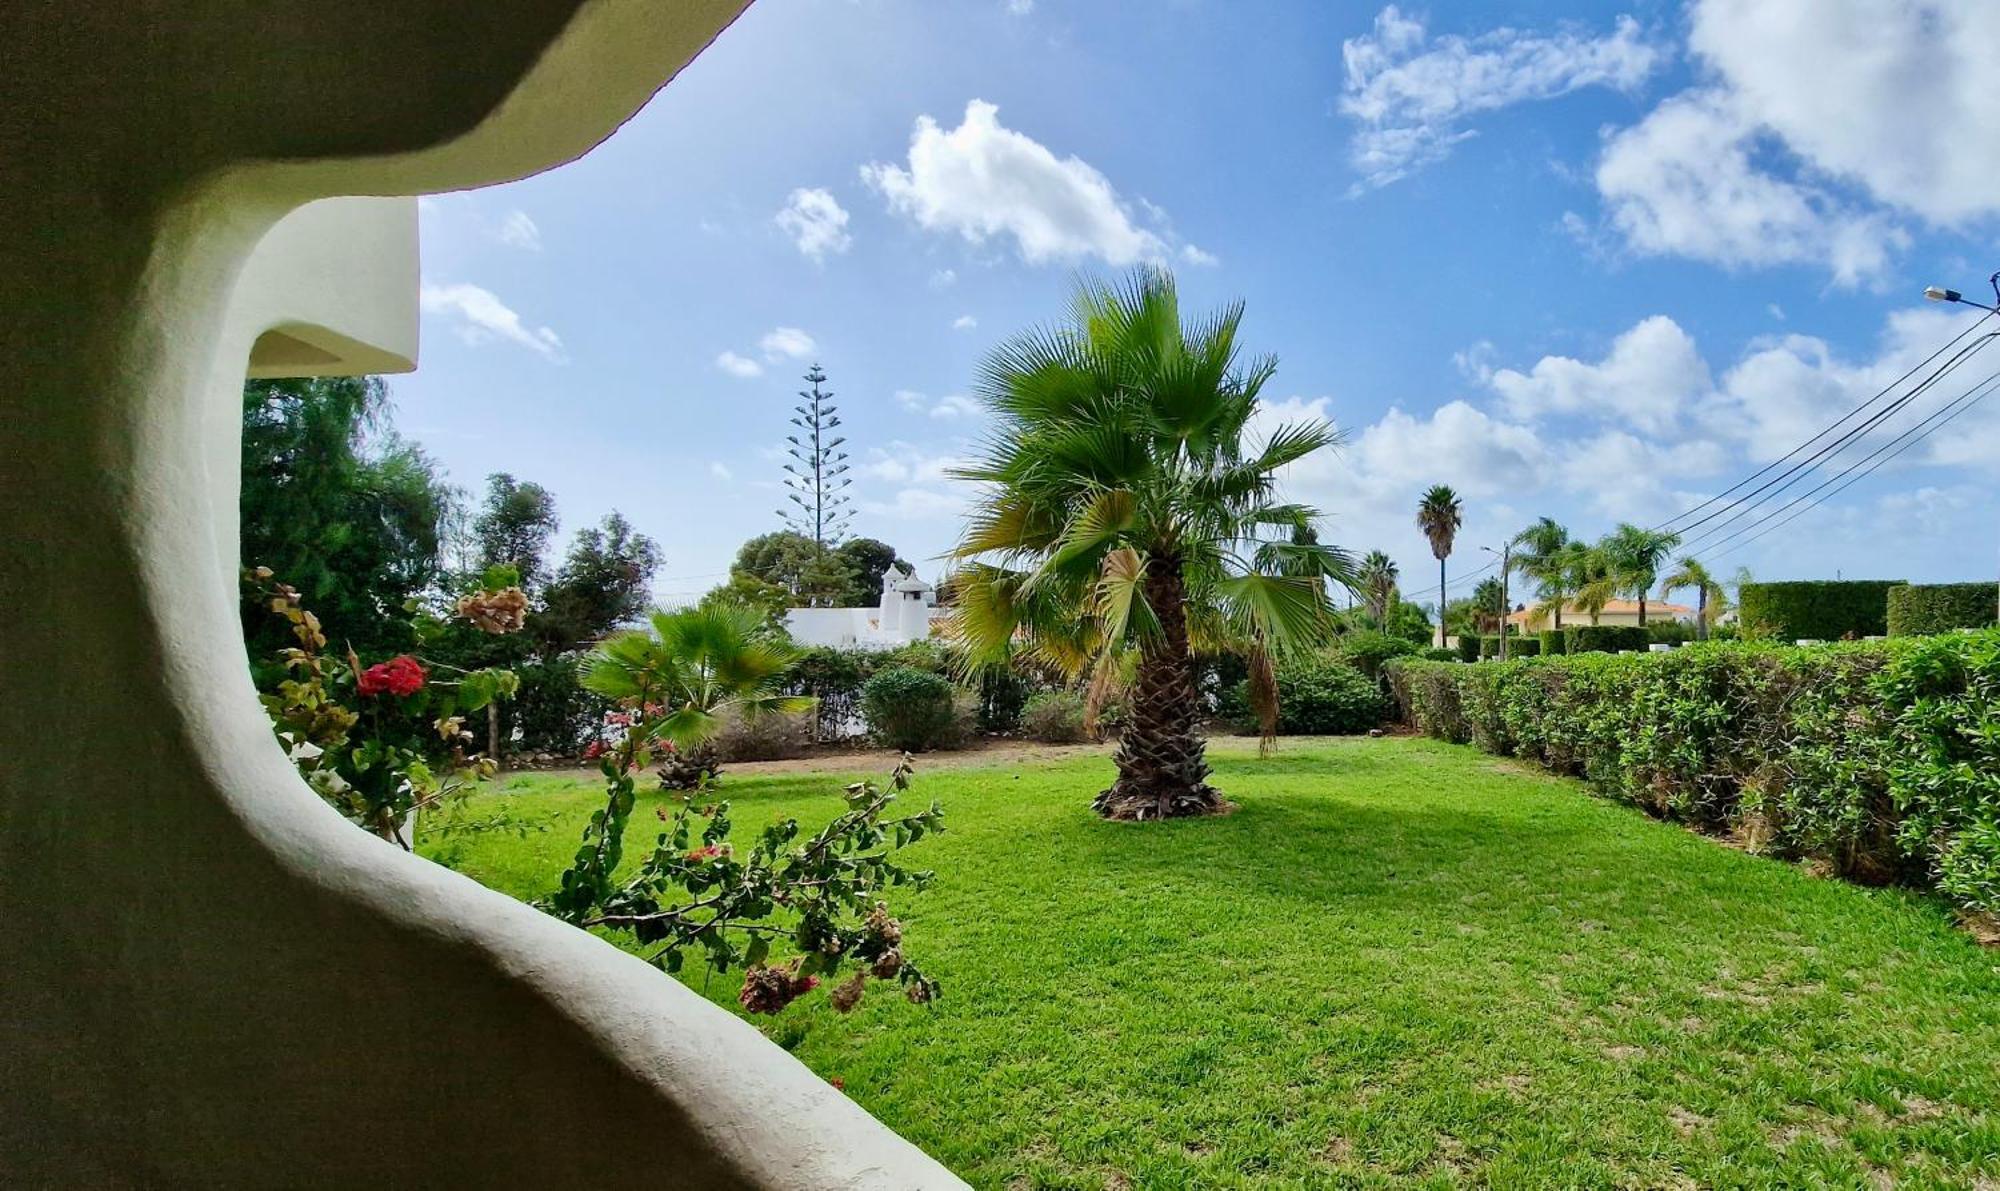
top-left (1505, 598), bottom-right (1695, 631)
top-left (784, 570), bottom-right (948, 649)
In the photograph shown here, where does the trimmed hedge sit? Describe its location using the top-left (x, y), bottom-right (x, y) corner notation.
top-left (1477, 635), bottom-right (1502, 660)
top-left (1538, 630), bottom-right (1568, 656)
top-left (1888, 582), bottom-right (1997, 637)
top-left (1510, 636), bottom-right (1541, 658)
top-left (1454, 634), bottom-right (1481, 663)
top-left (1383, 631), bottom-right (2000, 912)
top-left (1739, 579), bottom-right (1903, 641)
top-left (860, 666), bottom-right (969, 751)
top-left (1565, 625), bottom-right (1648, 654)
top-left (1224, 651), bottom-right (1389, 736)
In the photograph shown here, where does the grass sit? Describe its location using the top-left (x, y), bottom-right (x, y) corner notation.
top-left (418, 737), bottom-right (2000, 1189)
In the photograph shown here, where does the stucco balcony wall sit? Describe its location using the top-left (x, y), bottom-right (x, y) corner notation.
top-left (0, 4), bottom-right (963, 1186)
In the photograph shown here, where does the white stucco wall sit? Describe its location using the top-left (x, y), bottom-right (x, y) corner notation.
top-left (0, 4), bottom-right (964, 1186)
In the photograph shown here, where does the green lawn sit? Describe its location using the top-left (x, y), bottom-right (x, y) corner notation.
top-left (419, 738), bottom-right (2000, 1189)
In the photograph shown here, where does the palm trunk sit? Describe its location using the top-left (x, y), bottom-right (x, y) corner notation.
top-left (1094, 560), bottom-right (1219, 821)
top-left (1695, 587), bottom-right (1707, 641)
top-left (1638, 595), bottom-right (1648, 626)
top-left (1437, 559), bottom-right (1447, 649)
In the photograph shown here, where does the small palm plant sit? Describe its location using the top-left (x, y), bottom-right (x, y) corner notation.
top-left (1416, 486), bottom-right (1463, 648)
top-left (948, 269), bottom-right (1348, 820)
top-left (1663, 555), bottom-right (1729, 640)
top-left (1600, 523), bottom-right (1684, 626)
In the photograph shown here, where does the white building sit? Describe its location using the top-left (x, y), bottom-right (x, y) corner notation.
top-left (785, 570), bottom-right (948, 649)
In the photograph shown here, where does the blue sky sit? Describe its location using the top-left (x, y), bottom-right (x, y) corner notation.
top-left (396, 0), bottom-right (2000, 607)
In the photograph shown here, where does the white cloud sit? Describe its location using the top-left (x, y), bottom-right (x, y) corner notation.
top-left (929, 269), bottom-right (958, 289)
top-left (856, 441), bottom-right (972, 523)
top-left (715, 350), bottom-right (763, 378)
top-left (1488, 315), bottom-right (1711, 435)
top-left (709, 461), bottom-right (735, 481)
top-left (952, 314), bottom-right (978, 330)
top-left (495, 209), bottom-right (542, 251)
top-left (1556, 430), bottom-right (1729, 520)
top-left (930, 394), bottom-right (983, 419)
top-left (1340, 6), bottom-right (1660, 190)
top-left (1180, 244), bottom-right (1220, 267)
top-left (1688, 0), bottom-right (2000, 227)
top-left (1006, 0), bottom-right (1033, 13)
top-left (862, 99), bottom-right (1171, 266)
top-left (774, 187), bottom-right (852, 261)
top-left (419, 282), bottom-right (564, 362)
top-left (1592, 89), bottom-right (1908, 286)
top-left (759, 326), bottom-right (817, 361)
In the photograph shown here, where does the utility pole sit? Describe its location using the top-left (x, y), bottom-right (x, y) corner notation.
top-left (1482, 541), bottom-right (1513, 660)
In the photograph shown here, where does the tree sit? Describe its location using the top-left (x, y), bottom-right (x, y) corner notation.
top-left (1358, 550), bottom-right (1399, 627)
top-left (834, 537), bottom-right (908, 606)
top-left (239, 375), bottom-right (456, 661)
top-left (472, 473), bottom-right (558, 591)
top-left (779, 364), bottom-right (853, 549)
top-left (534, 512), bottom-right (661, 651)
top-left (730, 530), bottom-right (854, 608)
top-left (1599, 523), bottom-right (1683, 626)
top-left (1510, 517), bottom-right (1572, 630)
top-left (1471, 576), bottom-right (1507, 634)
top-left (1663, 555), bottom-right (1729, 641)
top-left (1416, 485), bottom-right (1463, 648)
top-left (949, 269), bottom-right (1344, 820)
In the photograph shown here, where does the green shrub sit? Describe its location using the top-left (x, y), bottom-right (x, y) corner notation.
top-left (1538, 630), bottom-right (1567, 656)
top-left (1225, 651), bottom-right (1388, 735)
top-left (1646, 620), bottom-right (1698, 645)
top-left (976, 667), bottom-right (1037, 733)
top-left (860, 666), bottom-right (966, 751)
top-left (1383, 631), bottom-right (2000, 912)
top-left (1510, 637), bottom-right (1541, 658)
top-left (791, 646), bottom-right (876, 742)
top-left (1887, 583), bottom-right (1997, 637)
top-left (1019, 689), bottom-right (1088, 743)
top-left (1477, 635), bottom-right (1502, 660)
top-left (1739, 579), bottom-right (1903, 641)
top-left (509, 653), bottom-right (610, 754)
top-left (1565, 625), bottom-right (1649, 654)
top-left (1420, 647), bottom-right (1458, 663)
top-left (1454, 634), bottom-right (1481, 663)
top-left (1336, 630), bottom-right (1420, 678)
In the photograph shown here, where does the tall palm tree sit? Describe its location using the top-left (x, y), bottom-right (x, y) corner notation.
top-left (1509, 518), bottom-right (1571, 630)
top-left (1358, 550), bottom-right (1399, 627)
top-left (1416, 485), bottom-right (1463, 648)
top-left (948, 269), bottom-right (1347, 820)
top-left (1662, 555), bottom-right (1728, 641)
top-left (1599, 523), bottom-right (1683, 626)
top-left (1567, 543), bottom-right (1616, 625)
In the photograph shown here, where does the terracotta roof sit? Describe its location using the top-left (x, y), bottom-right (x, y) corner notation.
top-left (1506, 598), bottom-right (1694, 625)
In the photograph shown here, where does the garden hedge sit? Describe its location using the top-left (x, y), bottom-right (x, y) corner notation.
top-left (1738, 579), bottom-right (1903, 641)
top-left (1887, 582), bottom-right (1997, 637)
top-left (1384, 631), bottom-right (2000, 913)
top-left (1538, 630), bottom-right (1567, 656)
top-left (1454, 634), bottom-right (1481, 663)
top-left (1564, 625), bottom-right (1649, 654)
top-left (1223, 650), bottom-right (1389, 735)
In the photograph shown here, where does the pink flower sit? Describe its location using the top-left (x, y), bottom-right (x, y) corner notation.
top-left (357, 655), bottom-right (425, 698)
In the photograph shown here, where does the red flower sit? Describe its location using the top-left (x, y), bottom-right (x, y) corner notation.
top-left (583, 740), bottom-right (605, 761)
top-left (358, 654), bottom-right (426, 698)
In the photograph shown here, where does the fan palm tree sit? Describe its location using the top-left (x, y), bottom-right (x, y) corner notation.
top-left (1509, 517), bottom-right (1572, 630)
top-left (581, 603), bottom-right (813, 749)
top-left (1662, 555), bottom-right (1729, 641)
top-left (1599, 523), bottom-right (1684, 626)
top-left (1416, 485), bottom-right (1463, 648)
top-left (947, 269), bottom-right (1348, 820)
top-left (1358, 550), bottom-right (1399, 627)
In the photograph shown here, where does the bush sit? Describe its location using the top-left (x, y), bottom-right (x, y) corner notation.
top-left (710, 709), bottom-right (816, 762)
top-left (1538, 630), bottom-right (1567, 656)
top-left (1225, 651), bottom-right (1388, 736)
top-left (1420, 647), bottom-right (1458, 662)
top-left (1019, 689), bottom-right (1088, 743)
top-left (861, 666), bottom-right (968, 751)
top-left (509, 654), bottom-right (611, 755)
top-left (1510, 636), bottom-right (1541, 657)
top-left (1646, 620), bottom-right (1698, 645)
top-left (1739, 579), bottom-right (1903, 641)
top-left (1887, 583), bottom-right (1997, 637)
top-left (1336, 630), bottom-right (1420, 678)
top-left (1454, 634), bottom-right (1481, 663)
top-left (975, 667), bottom-right (1041, 734)
top-left (792, 646), bottom-right (876, 742)
top-left (1382, 630), bottom-right (2000, 913)
top-left (1477, 635), bottom-right (1501, 660)
top-left (1565, 625), bottom-right (1649, 654)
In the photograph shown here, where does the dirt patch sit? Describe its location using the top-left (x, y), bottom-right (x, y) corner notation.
top-left (1667, 1107), bottom-right (1708, 1136)
top-left (527, 737), bottom-right (1117, 785)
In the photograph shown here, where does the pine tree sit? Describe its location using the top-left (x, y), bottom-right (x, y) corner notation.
top-left (778, 364), bottom-right (853, 548)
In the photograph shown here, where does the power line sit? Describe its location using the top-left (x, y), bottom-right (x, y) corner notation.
top-left (1675, 331), bottom-right (2000, 552)
top-left (1705, 367), bottom-right (2000, 564)
top-left (1653, 309), bottom-right (1997, 537)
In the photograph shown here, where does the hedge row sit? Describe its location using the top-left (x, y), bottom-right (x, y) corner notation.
top-left (1887, 583), bottom-right (1997, 637)
top-left (1738, 579), bottom-right (1903, 640)
top-left (1384, 633), bottom-right (2000, 912)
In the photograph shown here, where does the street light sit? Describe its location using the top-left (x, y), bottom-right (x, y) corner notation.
top-left (1923, 272), bottom-right (2000, 312)
top-left (1480, 542), bottom-right (1512, 660)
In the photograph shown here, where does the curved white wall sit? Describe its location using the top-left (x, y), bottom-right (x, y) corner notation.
top-left (0, 3), bottom-right (964, 1185)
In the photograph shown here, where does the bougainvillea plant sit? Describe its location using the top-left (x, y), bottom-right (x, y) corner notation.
top-left (545, 605), bottom-right (945, 1013)
top-left (248, 567), bottom-right (522, 847)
